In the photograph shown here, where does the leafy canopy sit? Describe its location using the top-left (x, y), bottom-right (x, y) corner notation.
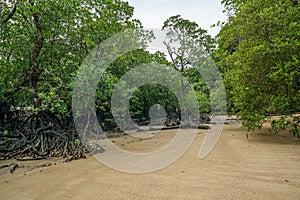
top-left (217, 0), bottom-right (300, 136)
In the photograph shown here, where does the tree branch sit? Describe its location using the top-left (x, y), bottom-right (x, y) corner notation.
top-left (2, 1), bottom-right (18, 24)
top-left (163, 40), bottom-right (178, 70)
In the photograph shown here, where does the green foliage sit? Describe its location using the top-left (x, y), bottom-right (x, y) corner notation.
top-left (217, 0), bottom-right (300, 135)
top-left (271, 116), bottom-right (300, 138)
top-left (0, 0), bottom-right (140, 116)
top-left (129, 83), bottom-right (180, 123)
top-left (95, 49), bottom-right (177, 128)
top-left (184, 68), bottom-right (211, 113)
top-left (162, 15), bottom-right (216, 116)
top-left (162, 15), bottom-right (216, 70)
top-left (75, 138), bottom-right (81, 144)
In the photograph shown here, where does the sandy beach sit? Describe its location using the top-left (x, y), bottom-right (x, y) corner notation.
top-left (1, 122), bottom-right (299, 200)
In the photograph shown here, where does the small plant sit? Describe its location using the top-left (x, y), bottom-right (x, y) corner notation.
top-left (75, 139), bottom-right (81, 144)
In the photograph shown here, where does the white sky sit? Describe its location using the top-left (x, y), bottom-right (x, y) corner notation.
top-left (126, 0), bottom-right (227, 37)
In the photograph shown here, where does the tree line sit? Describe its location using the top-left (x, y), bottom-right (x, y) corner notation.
top-left (0, 0), bottom-right (299, 160)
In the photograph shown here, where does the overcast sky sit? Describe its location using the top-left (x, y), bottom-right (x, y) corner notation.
top-left (126, 0), bottom-right (227, 37)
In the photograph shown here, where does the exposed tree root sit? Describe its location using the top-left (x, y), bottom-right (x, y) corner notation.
top-left (0, 111), bottom-right (87, 162)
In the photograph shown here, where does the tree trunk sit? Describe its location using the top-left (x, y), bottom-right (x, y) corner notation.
top-left (29, 1), bottom-right (43, 109)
